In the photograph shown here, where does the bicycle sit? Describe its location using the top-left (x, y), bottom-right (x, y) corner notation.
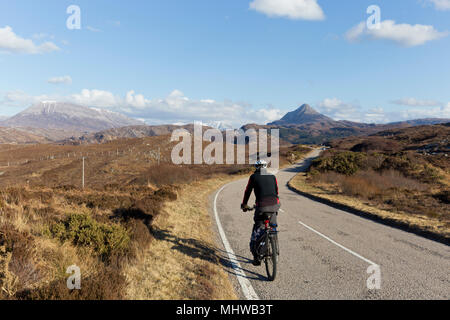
top-left (245, 206), bottom-right (280, 281)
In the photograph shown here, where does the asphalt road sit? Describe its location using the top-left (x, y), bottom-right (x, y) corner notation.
top-left (211, 150), bottom-right (450, 300)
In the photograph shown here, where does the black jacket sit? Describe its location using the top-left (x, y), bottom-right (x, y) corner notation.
top-left (242, 169), bottom-right (280, 208)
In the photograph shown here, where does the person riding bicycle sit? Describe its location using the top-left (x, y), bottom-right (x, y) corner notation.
top-left (241, 159), bottom-right (280, 266)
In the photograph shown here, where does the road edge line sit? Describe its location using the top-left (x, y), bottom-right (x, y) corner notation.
top-left (213, 182), bottom-right (259, 301)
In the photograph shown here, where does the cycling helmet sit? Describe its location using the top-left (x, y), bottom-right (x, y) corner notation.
top-left (255, 159), bottom-right (268, 169)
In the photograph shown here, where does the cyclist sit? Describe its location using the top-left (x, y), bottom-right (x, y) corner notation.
top-left (241, 160), bottom-right (280, 266)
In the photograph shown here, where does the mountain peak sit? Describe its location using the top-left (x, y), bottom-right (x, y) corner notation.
top-left (294, 104), bottom-right (320, 116)
top-left (1, 101), bottom-right (144, 132)
top-left (269, 103), bottom-right (334, 126)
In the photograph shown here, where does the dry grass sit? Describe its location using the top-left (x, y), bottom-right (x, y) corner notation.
top-left (0, 184), bottom-right (176, 300)
top-left (0, 134), bottom-right (304, 300)
top-left (124, 175), bottom-right (238, 300)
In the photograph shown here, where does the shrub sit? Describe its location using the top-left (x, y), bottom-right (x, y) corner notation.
top-left (433, 190), bottom-right (450, 204)
top-left (379, 153), bottom-right (418, 176)
top-left (50, 214), bottom-right (130, 258)
top-left (311, 152), bottom-right (367, 175)
top-left (350, 137), bottom-right (402, 153)
top-left (418, 165), bottom-right (443, 184)
top-left (64, 193), bottom-right (134, 210)
top-left (0, 223), bottom-right (42, 294)
top-left (17, 266), bottom-right (126, 300)
top-left (154, 186), bottom-right (177, 201)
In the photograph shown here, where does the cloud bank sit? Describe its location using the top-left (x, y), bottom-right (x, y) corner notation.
top-left (1, 89), bottom-right (283, 128)
top-left (0, 26), bottom-right (60, 54)
top-left (316, 97), bottom-right (450, 124)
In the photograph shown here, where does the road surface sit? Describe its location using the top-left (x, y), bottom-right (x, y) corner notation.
top-left (211, 150), bottom-right (450, 300)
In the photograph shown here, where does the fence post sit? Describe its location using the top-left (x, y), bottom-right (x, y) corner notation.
top-left (82, 157), bottom-right (85, 189)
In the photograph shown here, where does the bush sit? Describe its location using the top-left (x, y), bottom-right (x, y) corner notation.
top-left (418, 165), bottom-right (443, 184)
top-left (17, 267), bottom-right (126, 300)
top-left (50, 214), bottom-right (130, 258)
top-left (379, 153), bottom-right (419, 175)
top-left (433, 190), bottom-right (450, 204)
top-left (0, 223), bottom-right (41, 294)
top-left (311, 152), bottom-right (366, 175)
top-left (64, 193), bottom-right (134, 210)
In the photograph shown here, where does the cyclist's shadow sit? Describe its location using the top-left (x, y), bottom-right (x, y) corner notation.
top-left (150, 227), bottom-right (269, 282)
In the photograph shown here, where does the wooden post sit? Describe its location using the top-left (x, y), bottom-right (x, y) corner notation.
top-left (82, 157), bottom-right (85, 189)
top-left (158, 147), bottom-right (161, 165)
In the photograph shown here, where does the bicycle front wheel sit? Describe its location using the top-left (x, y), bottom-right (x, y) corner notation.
top-left (265, 235), bottom-right (277, 281)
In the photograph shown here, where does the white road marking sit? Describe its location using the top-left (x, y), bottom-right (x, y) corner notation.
top-left (213, 182), bottom-right (259, 300)
top-left (281, 207), bottom-right (378, 266)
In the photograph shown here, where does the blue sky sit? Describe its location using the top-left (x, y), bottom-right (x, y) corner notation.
top-left (0, 0), bottom-right (449, 127)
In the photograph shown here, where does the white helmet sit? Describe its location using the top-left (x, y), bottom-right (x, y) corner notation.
top-left (255, 159), bottom-right (268, 169)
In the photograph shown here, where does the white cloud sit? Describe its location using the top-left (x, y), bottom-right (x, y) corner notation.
top-left (397, 103), bottom-right (450, 119)
top-left (71, 89), bottom-right (120, 108)
top-left (249, 0), bottom-right (325, 21)
top-left (391, 98), bottom-right (442, 107)
top-left (0, 90), bottom-right (55, 110)
top-left (115, 89), bottom-right (283, 127)
top-left (0, 26), bottom-right (60, 54)
top-left (86, 26), bottom-right (102, 32)
top-left (346, 20), bottom-right (447, 47)
top-left (317, 98), bottom-right (364, 122)
top-left (427, 0), bottom-right (450, 10)
top-left (48, 75), bottom-right (72, 85)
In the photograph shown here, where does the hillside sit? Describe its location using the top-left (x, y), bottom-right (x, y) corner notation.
top-left (0, 132), bottom-right (306, 300)
top-left (0, 127), bottom-right (51, 144)
top-left (62, 124), bottom-right (199, 145)
top-left (330, 123), bottom-right (450, 157)
top-left (291, 122), bottom-right (449, 240)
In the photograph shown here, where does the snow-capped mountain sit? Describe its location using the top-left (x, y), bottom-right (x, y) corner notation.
top-left (0, 101), bottom-right (144, 132)
top-left (204, 120), bottom-right (235, 131)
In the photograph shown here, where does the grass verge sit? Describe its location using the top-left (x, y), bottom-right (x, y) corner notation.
top-left (289, 172), bottom-right (449, 244)
top-left (123, 175), bottom-right (239, 300)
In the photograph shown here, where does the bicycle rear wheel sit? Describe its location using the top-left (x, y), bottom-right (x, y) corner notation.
top-left (265, 235), bottom-right (277, 281)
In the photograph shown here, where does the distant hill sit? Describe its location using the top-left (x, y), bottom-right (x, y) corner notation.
top-left (243, 104), bottom-right (450, 145)
top-left (328, 122), bottom-right (449, 154)
top-left (0, 127), bottom-right (51, 144)
top-left (61, 124), bottom-right (202, 145)
top-left (0, 101), bottom-right (144, 133)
